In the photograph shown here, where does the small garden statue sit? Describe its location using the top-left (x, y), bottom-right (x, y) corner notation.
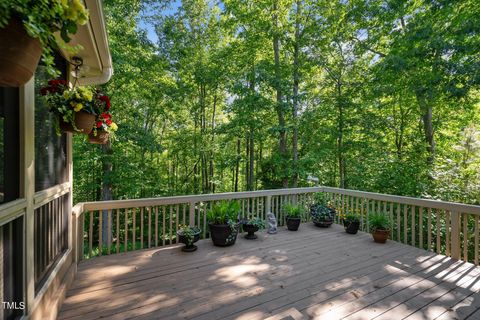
top-left (267, 212), bottom-right (277, 234)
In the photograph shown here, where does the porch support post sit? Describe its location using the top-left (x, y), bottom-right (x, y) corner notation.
top-left (20, 78), bottom-right (35, 314)
top-left (189, 202), bottom-right (195, 227)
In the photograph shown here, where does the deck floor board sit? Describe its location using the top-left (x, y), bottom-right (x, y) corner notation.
top-left (58, 224), bottom-right (480, 320)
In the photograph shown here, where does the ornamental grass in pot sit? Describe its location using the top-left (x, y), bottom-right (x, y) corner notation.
top-left (283, 203), bottom-right (304, 231)
top-left (177, 225), bottom-right (201, 252)
top-left (207, 201), bottom-right (240, 247)
top-left (369, 213), bottom-right (391, 243)
top-left (0, 0), bottom-right (89, 86)
top-left (241, 215), bottom-right (265, 240)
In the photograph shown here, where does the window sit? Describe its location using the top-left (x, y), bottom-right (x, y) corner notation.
top-left (0, 87), bottom-right (20, 204)
top-left (34, 55), bottom-right (68, 192)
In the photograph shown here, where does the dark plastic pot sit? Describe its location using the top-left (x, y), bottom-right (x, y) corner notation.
top-left (243, 224), bottom-right (259, 239)
top-left (313, 218), bottom-right (333, 228)
top-left (177, 229), bottom-right (201, 252)
top-left (372, 229), bottom-right (390, 243)
top-left (0, 19), bottom-right (42, 87)
top-left (286, 217), bottom-right (301, 231)
top-left (344, 220), bottom-right (360, 234)
top-left (208, 223), bottom-right (238, 246)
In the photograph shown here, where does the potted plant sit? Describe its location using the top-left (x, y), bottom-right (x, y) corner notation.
top-left (310, 193), bottom-right (336, 227)
top-left (0, 0), bottom-right (89, 86)
top-left (283, 203), bottom-right (304, 231)
top-left (40, 80), bottom-right (97, 134)
top-left (89, 93), bottom-right (118, 144)
top-left (369, 213), bottom-right (391, 243)
top-left (207, 201), bottom-right (240, 246)
top-left (177, 225), bottom-right (201, 252)
top-left (241, 215), bottom-right (265, 240)
top-left (343, 213), bottom-right (360, 234)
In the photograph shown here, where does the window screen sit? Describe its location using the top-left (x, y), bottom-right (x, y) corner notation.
top-left (0, 87), bottom-right (20, 204)
top-left (34, 56), bottom-right (68, 192)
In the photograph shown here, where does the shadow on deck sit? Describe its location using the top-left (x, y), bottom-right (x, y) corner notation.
top-left (58, 224), bottom-right (480, 320)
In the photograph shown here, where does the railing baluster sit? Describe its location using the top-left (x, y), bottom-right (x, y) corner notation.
top-left (463, 213), bottom-right (468, 262)
top-left (436, 210), bottom-right (441, 254)
top-left (176, 204), bottom-right (180, 243)
top-left (411, 206), bottom-right (416, 247)
top-left (89, 211), bottom-right (93, 258)
top-left (132, 208), bottom-right (136, 250)
top-left (446, 210), bottom-right (451, 257)
top-left (147, 207), bottom-right (151, 248)
top-left (182, 204), bottom-right (186, 226)
top-left (396, 203), bottom-right (401, 242)
top-left (123, 208), bottom-right (128, 252)
top-left (117, 209), bottom-right (120, 253)
top-left (475, 215), bottom-right (479, 265)
top-left (203, 203), bottom-right (207, 239)
top-left (140, 207), bottom-right (144, 249)
top-left (163, 206), bottom-right (167, 246)
top-left (389, 202), bottom-right (394, 239)
top-left (419, 207), bottom-right (423, 249)
top-left (98, 211), bottom-right (103, 256)
top-left (427, 208), bottom-right (432, 251)
top-left (403, 205), bottom-right (408, 244)
top-left (107, 209), bottom-right (112, 255)
top-left (155, 207), bottom-right (159, 247)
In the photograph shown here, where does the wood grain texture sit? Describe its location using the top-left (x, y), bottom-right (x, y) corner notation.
top-left (59, 224), bottom-right (480, 320)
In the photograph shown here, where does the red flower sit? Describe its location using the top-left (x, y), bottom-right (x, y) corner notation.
top-left (99, 95), bottom-right (111, 110)
top-left (101, 113), bottom-right (112, 120)
top-left (106, 119), bottom-right (112, 126)
top-left (96, 121), bottom-right (103, 128)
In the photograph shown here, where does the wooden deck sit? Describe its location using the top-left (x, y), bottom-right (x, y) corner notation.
top-left (58, 224), bottom-right (480, 320)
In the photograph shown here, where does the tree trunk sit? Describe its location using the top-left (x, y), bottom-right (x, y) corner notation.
top-left (336, 83), bottom-right (346, 189)
top-left (417, 93), bottom-right (435, 166)
top-left (291, 0), bottom-right (302, 188)
top-left (272, 1), bottom-right (288, 188)
top-left (101, 141), bottom-right (113, 246)
top-left (235, 138), bottom-right (240, 192)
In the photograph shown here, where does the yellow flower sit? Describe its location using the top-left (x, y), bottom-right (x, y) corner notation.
top-left (63, 90), bottom-right (70, 99)
top-left (110, 122), bottom-right (118, 131)
top-left (73, 103), bottom-right (83, 112)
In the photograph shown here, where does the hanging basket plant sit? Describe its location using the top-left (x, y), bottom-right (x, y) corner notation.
top-left (0, 0), bottom-right (89, 86)
top-left (40, 80), bottom-right (97, 134)
top-left (88, 93), bottom-right (117, 144)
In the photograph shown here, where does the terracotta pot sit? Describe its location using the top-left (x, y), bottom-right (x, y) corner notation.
top-left (0, 19), bottom-right (42, 87)
top-left (59, 112), bottom-right (96, 134)
top-left (88, 131), bottom-right (109, 144)
top-left (372, 229), bottom-right (390, 243)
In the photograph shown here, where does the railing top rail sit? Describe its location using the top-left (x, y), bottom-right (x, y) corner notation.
top-left (73, 186), bottom-right (480, 216)
top-left (322, 187), bottom-right (480, 215)
top-left (79, 187), bottom-right (323, 212)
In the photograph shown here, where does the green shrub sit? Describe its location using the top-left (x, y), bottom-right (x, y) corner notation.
top-left (206, 201), bottom-right (240, 225)
top-left (282, 203), bottom-right (305, 218)
top-left (243, 215), bottom-right (265, 229)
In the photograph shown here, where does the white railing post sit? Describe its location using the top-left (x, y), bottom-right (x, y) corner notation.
top-left (189, 202), bottom-right (196, 227)
top-left (450, 211), bottom-right (460, 260)
top-left (266, 195), bottom-right (272, 217)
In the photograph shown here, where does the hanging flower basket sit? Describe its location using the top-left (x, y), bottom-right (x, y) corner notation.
top-left (0, 19), bottom-right (42, 87)
top-left (59, 111), bottom-right (96, 134)
top-left (88, 130), bottom-right (109, 144)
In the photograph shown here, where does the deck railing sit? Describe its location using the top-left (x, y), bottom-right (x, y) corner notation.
top-left (71, 187), bottom-right (480, 266)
